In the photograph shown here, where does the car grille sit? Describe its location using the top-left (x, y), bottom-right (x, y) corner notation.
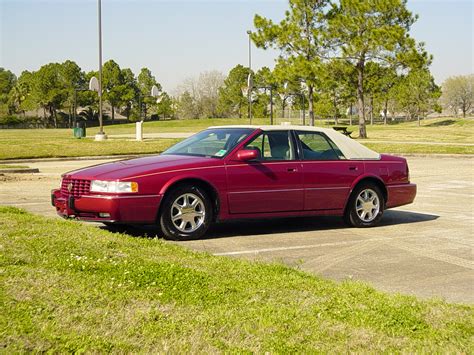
top-left (61, 178), bottom-right (91, 197)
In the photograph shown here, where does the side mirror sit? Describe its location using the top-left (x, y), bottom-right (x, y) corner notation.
top-left (236, 149), bottom-right (259, 161)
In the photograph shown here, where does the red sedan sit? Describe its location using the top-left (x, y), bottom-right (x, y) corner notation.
top-left (52, 125), bottom-right (416, 240)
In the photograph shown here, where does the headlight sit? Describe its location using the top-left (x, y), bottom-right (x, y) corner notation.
top-left (90, 180), bottom-right (138, 193)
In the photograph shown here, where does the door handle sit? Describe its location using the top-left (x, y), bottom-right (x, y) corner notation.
top-left (349, 166), bottom-right (358, 171)
top-left (287, 168), bottom-right (298, 172)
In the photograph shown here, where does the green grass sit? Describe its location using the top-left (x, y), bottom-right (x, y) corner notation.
top-left (0, 207), bottom-right (473, 352)
top-left (104, 117), bottom-right (268, 135)
top-left (358, 117), bottom-right (474, 144)
top-left (0, 117), bottom-right (472, 159)
top-left (0, 130), bottom-right (179, 159)
top-left (0, 164), bottom-right (29, 169)
top-left (365, 143), bottom-right (474, 155)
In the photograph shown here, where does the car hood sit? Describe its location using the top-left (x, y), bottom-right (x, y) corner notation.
top-left (64, 154), bottom-right (222, 180)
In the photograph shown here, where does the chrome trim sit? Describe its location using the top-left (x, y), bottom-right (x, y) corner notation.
top-left (305, 187), bottom-right (348, 191)
top-left (80, 194), bottom-right (161, 200)
top-left (229, 188), bottom-right (304, 194)
top-left (227, 162), bottom-right (301, 167)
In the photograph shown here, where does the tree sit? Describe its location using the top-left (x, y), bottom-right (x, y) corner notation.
top-left (137, 68), bottom-right (161, 120)
top-left (156, 92), bottom-right (175, 119)
top-left (0, 68), bottom-right (16, 114)
top-left (271, 60), bottom-right (310, 121)
top-left (120, 68), bottom-right (138, 121)
top-left (318, 60), bottom-right (354, 124)
top-left (177, 91), bottom-right (198, 119)
top-left (176, 71), bottom-right (225, 118)
top-left (253, 67), bottom-right (278, 120)
top-left (253, 0), bottom-right (330, 126)
top-left (102, 60), bottom-right (123, 121)
top-left (196, 71), bottom-right (225, 118)
top-left (29, 63), bottom-right (68, 127)
top-left (59, 60), bottom-right (86, 127)
top-left (327, 0), bottom-right (429, 137)
top-left (393, 69), bottom-right (440, 126)
top-left (217, 64), bottom-right (251, 118)
top-left (8, 71), bottom-right (33, 116)
top-left (441, 74), bottom-right (474, 118)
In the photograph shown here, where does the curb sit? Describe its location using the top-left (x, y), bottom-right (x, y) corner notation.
top-left (0, 168), bottom-right (40, 174)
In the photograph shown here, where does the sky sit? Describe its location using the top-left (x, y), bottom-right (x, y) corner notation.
top-left (0, 0), bottom-right (472, 92)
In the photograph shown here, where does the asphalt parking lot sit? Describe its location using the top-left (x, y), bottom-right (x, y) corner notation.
top-left (0, 156), bottom-right (472, 303)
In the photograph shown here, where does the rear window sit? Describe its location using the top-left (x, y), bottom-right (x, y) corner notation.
top-left (296, 131), bottom-right (345, 160)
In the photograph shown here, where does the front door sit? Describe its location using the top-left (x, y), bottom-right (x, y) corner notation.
top-left (226, 130), bottom-right (304, 214)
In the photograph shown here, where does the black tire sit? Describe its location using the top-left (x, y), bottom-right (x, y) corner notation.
top-left (159, 184), bottom-right (213, 240)
top-left (344, 183), bottom-right (385, 227)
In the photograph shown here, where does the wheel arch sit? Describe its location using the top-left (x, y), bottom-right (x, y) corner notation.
top-left (157, 176), bottom-right (220, 222)
top-left (344, 175), bottom-right (388, 213)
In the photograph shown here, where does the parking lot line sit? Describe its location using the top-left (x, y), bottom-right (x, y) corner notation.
top-left (213, 235), bottom-right (416, 256)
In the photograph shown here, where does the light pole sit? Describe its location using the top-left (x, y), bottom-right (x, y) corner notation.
top-left (247, 30), bottom-right (252, 124)
top-left (95, 0), bottom-right (107, 141)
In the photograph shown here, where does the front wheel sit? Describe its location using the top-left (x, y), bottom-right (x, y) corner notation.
top-left (159, 185), bottom-right (213, 240)
top-left (345, 183), bottom-right (384, 227)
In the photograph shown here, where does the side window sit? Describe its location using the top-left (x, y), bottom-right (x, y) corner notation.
top-left (296, 132), bottom-right (343, 160)
top-left (244, 131), bottom-right (295, 161)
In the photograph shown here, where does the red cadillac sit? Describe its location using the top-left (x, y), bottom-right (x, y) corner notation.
top-left (52, 125), bottom-right (416, 240)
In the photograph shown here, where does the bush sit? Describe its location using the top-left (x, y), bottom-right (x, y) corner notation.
top-left (0, 115), bottom-right (22, 125)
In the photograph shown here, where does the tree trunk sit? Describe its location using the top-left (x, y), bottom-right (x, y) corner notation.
top-left (383, 99), bottom-right (388, 125)
top-left (50, 107), bottom-right (57, 128)
top-left (282, 99), bottom-right (286, 120)
top-left (308, 85), bottom-right (315, 126)
top-left (333, 91), bottom-right (338, 125)
top-left (370, 96), bottom-right (374, 125)
top-left (111, 105), bottom-right (115, 121)
top-left (356, 62), bottom-right (367, 138)
top-left (349, 103), bottom-right (353, 126)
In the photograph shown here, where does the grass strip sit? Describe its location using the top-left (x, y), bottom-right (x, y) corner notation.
top-left (0, 207), bottom-right (472, 352)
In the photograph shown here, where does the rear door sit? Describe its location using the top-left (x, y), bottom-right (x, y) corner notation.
top-left (225, 130), bottom-right (304, 214)
top-left (295, 131), bottom-right (363, 211)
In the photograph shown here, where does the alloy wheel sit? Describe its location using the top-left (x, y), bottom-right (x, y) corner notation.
top-left (355, 188), bottom-right (380, 223)
top-left (170, 193), bottom-right (206, 233)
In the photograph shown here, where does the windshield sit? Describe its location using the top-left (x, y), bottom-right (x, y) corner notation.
top-left (162, 128), bottom-right (254, 158)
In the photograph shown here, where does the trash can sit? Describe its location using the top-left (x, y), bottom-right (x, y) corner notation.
top-left (73, 122), bottom-right (86, 138)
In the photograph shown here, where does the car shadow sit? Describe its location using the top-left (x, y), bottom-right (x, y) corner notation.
top-left (100, 210), bottom-right (439, 240)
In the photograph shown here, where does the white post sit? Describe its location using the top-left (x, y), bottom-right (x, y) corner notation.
top-left (136, 121), bottom-right (143, 141)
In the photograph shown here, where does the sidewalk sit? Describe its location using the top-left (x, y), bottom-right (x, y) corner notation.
top-left (86, 132), bottom-right (194, 139)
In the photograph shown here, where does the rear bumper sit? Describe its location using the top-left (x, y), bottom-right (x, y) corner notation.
top-left (51, 189), bottom-right (162, 224)
top-left (386, 183), bottom-right (417, 209)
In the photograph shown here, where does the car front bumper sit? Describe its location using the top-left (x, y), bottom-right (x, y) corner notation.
top-left (51, 189), bottom-right (162, 224)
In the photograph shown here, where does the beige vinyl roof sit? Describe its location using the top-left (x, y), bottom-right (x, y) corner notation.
top-left (209, 124), bottom-right (381, 160)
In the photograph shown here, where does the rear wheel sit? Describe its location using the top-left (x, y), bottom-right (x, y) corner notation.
top-left (159, 185), bottom-right (212, 240)
top-left (345, 183), bottom-right (384, 227)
